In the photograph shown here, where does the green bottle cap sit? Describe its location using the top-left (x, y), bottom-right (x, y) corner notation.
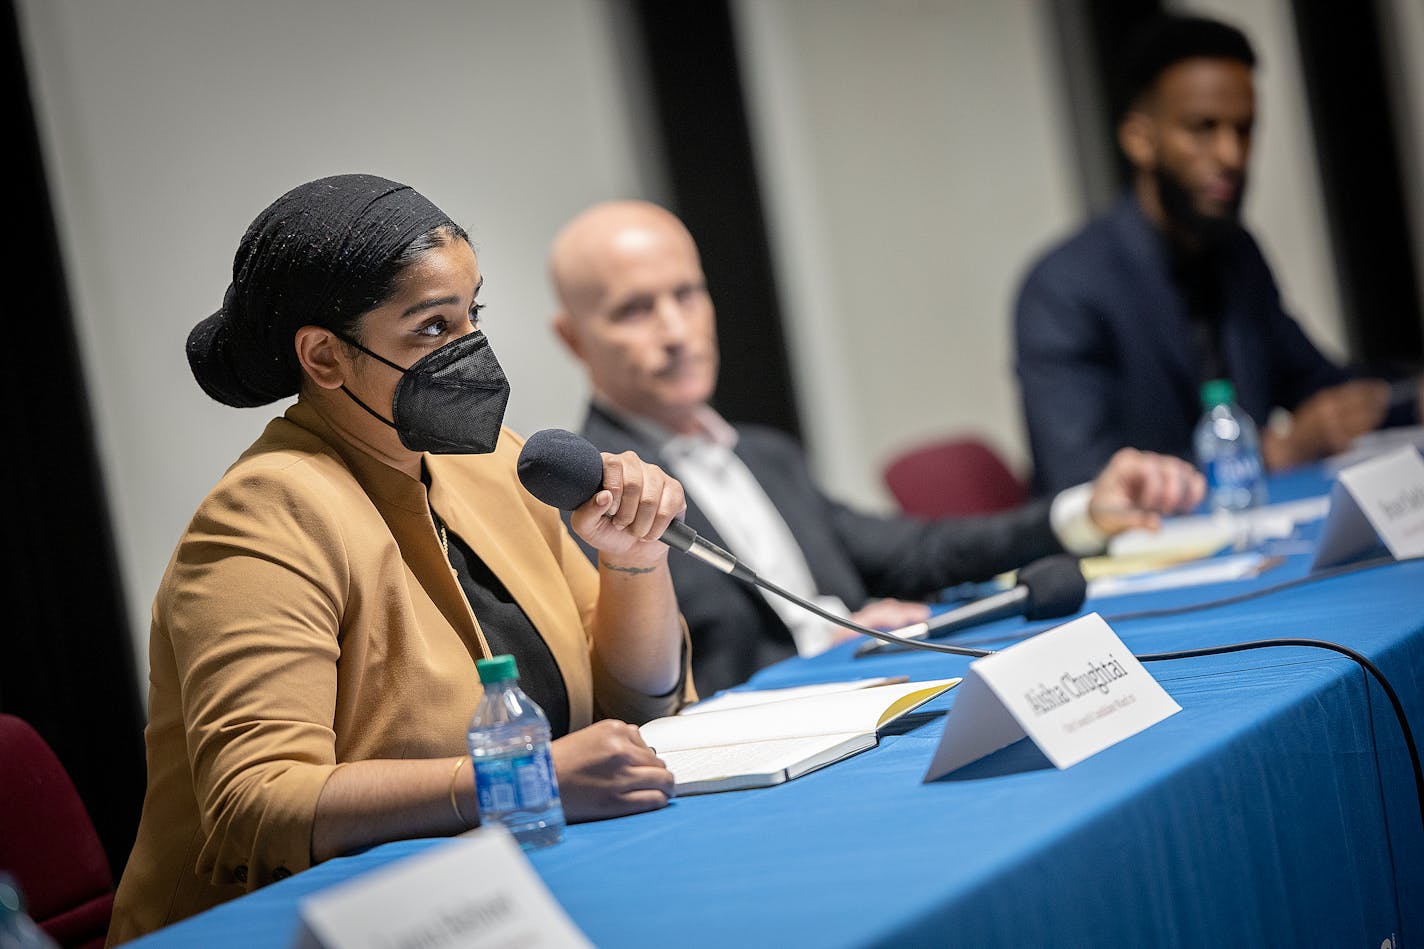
top-left (476, 654), bottom-right (519, 684)
top-left (1200, 378), bottom-right (1236, 409)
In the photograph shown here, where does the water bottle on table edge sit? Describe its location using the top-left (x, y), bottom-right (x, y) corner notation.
top-left (467, 654), bottom-right (565, 850)
top-left (1194, 378), bottom-right (1267, 515)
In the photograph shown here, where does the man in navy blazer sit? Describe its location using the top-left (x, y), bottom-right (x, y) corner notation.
top-left (548, 200), bottom-right (1202, 696)
top-left (1015, 13), bottom-right (1397, 496)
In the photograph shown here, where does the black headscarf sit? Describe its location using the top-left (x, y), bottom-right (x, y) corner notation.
top-left (187, 173), bottom-right (455, 407)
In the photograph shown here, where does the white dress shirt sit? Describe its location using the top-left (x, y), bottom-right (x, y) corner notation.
top-left (599, 400), bottom-right (1106, 656)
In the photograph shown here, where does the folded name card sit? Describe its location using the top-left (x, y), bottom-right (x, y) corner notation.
top-left (295, 826), bottom-right (592, 949)
top-left (924, 613), bottom-right (1179, 780)
top-left (1313, 446), bottom-right (1424, 570)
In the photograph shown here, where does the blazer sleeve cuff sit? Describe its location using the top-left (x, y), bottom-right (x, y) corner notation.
top-left (197, 761), bottom-right (343, 891)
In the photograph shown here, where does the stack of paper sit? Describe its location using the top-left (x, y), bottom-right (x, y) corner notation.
top-left (1085, 551), bottom-right (1279, 598)
top-left (1105, 496), bottom-right (1330, 560)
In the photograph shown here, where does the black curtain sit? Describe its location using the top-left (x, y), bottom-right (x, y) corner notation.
top-left (1078, 0), bottom-right (1163, 195)
top-left (1, 0), bottom-right (146, 880)
top-left (628, 0), bottom-right (802, 441)
top-left (1291, 0), bottom-right (1424, 373)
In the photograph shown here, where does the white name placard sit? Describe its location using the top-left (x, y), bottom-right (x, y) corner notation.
top-left (294, 826), bottom-right (592, 949)
top-left (1313, 447), bottom-right (1424, 570)
top-left (924, 613), bottom-right (1180, 780)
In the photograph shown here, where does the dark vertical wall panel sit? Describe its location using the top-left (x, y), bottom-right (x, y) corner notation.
top-left (1047, 0), bottom-right (1162, 212)
top-left (629, 0), bottom-right (801, 439)
top-left (1291, 0), bottom-right (1423, 371)
top-left (2, 0), bottom-right (145, 880)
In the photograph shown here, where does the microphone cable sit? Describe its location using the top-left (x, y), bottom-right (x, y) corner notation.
top-left (941, 553), bottom-right (1410, 650)
top-left (1092, 553), bottom-right (1424, 835)
top-left (749, 572), bottom-right (994, 659)
top-left (1135, 635), bottom-right (1423, 839)
top-left (1103, 553), bottom-right (1412, 625)
top-left (760, 559), bottom-right (1424, 899)
top-left (841, 553), bottom-right (1424, 837)
top-left (1108, 554), bottom-right (1424, 835)
top-left (665, 519), bottom-right (1424, 839)
top-left (680, 514), bottom-right (1423, 833)
top-left (844, 580), bottom-right (1424, 838)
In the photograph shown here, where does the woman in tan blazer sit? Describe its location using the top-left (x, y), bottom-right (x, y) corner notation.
top-left (108, 175), bottom-right (695, 943)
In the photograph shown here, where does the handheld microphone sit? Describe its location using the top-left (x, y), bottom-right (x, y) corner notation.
top-left (516, 428), bottom-right (755, 581)
top-left (854, 554), bottom-right (1086, 657)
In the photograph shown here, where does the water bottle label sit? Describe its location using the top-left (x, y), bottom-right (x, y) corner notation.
top-left (474, 756), bottom-right (519, 814)
top-left (1206, 453), bottom-right (1261, 492)
top-left (473, 746), bottom-right (560, 814)
top-left (516, 747), bottom-right (557, 809)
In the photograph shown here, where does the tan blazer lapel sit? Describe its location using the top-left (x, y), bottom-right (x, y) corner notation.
top-left (426, 442), bottom-right (594, 728)
top-left (283, 402), bottom-right (488, 658)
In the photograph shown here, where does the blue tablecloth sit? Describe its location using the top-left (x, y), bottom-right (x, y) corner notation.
top-left (129, 465), bottom-right (1424, 948)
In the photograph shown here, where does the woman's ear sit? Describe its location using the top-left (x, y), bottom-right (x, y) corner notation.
top-left (294, 326), bottom-right (348, 390)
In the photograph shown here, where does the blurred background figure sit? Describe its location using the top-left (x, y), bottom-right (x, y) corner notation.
top-left (1014, 12), bottom-right (1419, 496)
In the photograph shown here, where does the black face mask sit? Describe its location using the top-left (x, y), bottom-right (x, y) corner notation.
top-left (339, 330), bottom-right (511, 454)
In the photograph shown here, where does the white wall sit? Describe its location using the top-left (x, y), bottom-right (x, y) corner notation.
top-left (735, 0), bottom-right (1081, 508)
top-left (18, 0), bottom-right (662, 685)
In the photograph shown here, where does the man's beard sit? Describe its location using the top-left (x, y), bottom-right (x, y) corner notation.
top-left (1155, 165), bottom-right (1243, 249)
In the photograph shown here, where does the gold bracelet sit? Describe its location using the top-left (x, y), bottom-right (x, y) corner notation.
top-left (448, 757), bottom-right (473, 830)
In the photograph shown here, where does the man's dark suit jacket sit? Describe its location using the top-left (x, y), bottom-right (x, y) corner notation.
top-left (577, 404), bottom-right (1063, 696)
top-left (1014, 194), bottom-right (1346, 496)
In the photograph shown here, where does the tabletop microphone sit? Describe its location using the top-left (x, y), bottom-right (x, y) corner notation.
top-left (854, 554), bottom-right (1087, 657)
top-left (516, 428), bottom-right (756, 581)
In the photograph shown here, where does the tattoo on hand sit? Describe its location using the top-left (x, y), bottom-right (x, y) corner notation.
top-left (602, 561), bottom-right (659, 575)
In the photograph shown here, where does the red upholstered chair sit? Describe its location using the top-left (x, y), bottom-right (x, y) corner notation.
top-left (0, 714), bottom-right (115, 949)
top-left (882, 436), bottom-right (1029, 518)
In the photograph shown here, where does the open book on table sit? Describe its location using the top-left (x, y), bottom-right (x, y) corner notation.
top-left (679, 675), bottom-right (910, 716)
top-left (639, 678), bottom-right (959, 795)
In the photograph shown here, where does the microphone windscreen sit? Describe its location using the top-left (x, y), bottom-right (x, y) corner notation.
top-left (517, 429), bottom-right (604, 511)
top-left (1018, 554), bottom-right (1087, 620)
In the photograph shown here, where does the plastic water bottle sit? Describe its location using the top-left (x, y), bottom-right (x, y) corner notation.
top-left (1193, 378), bottom-right (1266, 513)
top-left (0, 874), bottom-right (60, 949)
top-left (467, 654), bottom-right (565, 850)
